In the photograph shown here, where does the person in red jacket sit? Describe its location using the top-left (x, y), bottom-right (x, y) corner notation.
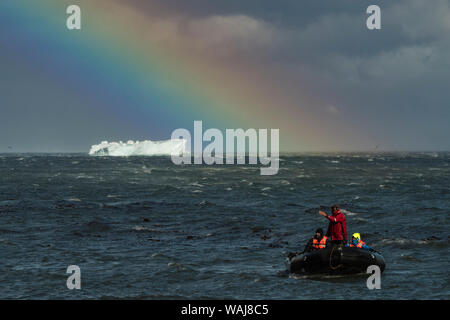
top-left (318, 205), bottom-right (347, 246)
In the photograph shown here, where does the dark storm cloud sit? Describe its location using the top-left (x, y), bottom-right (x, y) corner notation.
top-left (120, 0), bottom-right (372, 25)
top-left (121, 0), bottom-right (449, 72)
top-left (119, 0), bottom-right (449, 150)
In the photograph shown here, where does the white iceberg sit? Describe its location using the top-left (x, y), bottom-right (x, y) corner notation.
top-left (89, 139), bottom-right (187, 156)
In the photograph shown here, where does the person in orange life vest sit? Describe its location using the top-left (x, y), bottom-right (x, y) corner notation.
top-left (318, 205), bottom-right (347, 246)
top-left (303, 228), bottom-right (330, 253)
top-left (287, 228), bottom-right (330, 259)
top-left (346, 233), bottom-right (374, 251)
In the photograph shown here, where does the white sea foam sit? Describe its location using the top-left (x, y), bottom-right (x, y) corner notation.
top-left (89, 139), bottom-right (187, 157)
top-left (377, 238), bottom-right (428, 246)
top-left (341, 209), bottom-right (359, 216)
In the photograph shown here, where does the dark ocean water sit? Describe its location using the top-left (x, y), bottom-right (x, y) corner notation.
top-left (0, 153), bottom-right (449, 299)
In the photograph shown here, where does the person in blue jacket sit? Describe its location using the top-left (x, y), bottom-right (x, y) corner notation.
top-left (346, 233), bottom-right (375, 251)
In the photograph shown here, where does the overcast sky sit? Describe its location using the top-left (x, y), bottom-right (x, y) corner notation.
top-left (1, 0), bottom-right (449, 152)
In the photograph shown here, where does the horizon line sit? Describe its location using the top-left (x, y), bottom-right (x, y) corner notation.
top-left (1, 150), bottom-right (449, 155)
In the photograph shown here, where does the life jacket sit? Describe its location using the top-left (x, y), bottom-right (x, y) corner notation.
top-left (350, 240), bottom-right (366, 248)
top-left (312, 236), bottom-right (328, 249)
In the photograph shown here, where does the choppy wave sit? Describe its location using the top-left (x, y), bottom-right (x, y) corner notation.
top-left (1, 153), bottom-right (449, 299)
top-left (340, 209), bottom-right (359, 216)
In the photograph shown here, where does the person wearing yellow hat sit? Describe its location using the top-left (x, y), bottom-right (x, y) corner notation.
top-left (347, 233), bottom-right (374, 251)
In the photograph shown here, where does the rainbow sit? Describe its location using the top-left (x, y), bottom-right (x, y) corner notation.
top-left (1, 0), bottom-right (364, 151)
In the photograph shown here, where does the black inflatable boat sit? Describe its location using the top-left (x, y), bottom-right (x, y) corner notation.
top-left (289, 246), bottom-right (386, 275)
